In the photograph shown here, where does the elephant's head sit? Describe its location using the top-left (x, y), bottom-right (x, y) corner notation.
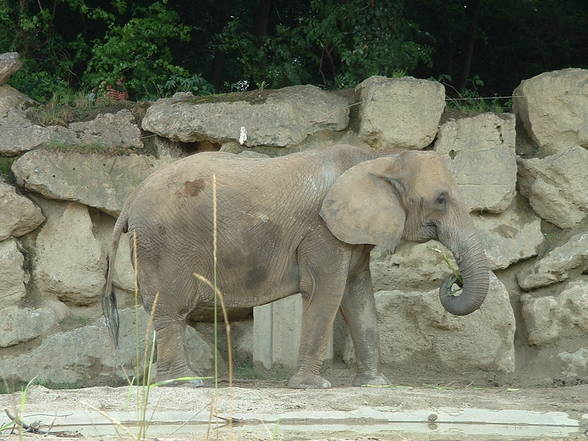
top-left (320, 150), bottom-right (489, 316)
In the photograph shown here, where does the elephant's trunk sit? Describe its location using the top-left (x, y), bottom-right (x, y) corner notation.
top-left (438, 229), bottom-right (490, 316)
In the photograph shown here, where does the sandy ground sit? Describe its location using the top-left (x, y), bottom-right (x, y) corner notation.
top-left (0, 378), bottom-right (587, 441)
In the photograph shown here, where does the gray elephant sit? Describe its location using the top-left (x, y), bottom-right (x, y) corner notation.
top-left (102, 144), bottom-right (489, 388)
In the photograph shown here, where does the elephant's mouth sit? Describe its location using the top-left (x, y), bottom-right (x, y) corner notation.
top-left (439, 273), bottom-right (464, 300)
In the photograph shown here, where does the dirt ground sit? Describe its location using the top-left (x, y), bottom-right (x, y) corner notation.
top-left (0, 375), bottom-right (587, 441)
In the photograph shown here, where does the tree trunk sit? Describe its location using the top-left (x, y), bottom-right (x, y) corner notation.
top-left (457, 0), bottom-right (482, 91)
top-left (255, 0), bottom-right (272, 46)
top-left (210, 0), bottom-right (232, 91)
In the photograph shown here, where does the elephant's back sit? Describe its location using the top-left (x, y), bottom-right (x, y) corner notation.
top-left (125, 151), bottom-right (323, 229)
top-left (126, 145), bottom-right (373, 227)
top-left (133, 150), bottom-right (326, 204)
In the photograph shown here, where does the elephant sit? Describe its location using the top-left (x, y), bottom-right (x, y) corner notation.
top-left (102, 143), bottom-right (490, 389)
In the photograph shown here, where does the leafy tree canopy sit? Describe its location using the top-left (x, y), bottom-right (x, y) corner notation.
top-left (0, 0), bottom-right (586, 102)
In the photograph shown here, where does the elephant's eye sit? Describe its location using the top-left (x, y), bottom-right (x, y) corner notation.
top-left (436, 192), bottom-right (448, 209)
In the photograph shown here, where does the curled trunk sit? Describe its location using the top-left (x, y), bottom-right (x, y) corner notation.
top-left (438, 230), bottom-right (490, 316)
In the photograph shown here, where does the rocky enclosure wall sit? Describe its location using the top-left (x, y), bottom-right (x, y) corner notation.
top-left (1, 52), bottom-right (587, 387)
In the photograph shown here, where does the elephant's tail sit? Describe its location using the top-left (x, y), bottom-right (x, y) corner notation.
top-left (102, 209), bottom-right (128, 349)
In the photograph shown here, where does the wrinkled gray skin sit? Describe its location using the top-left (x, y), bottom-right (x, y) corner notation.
top-left (103, 144), bottom-right (489, 389)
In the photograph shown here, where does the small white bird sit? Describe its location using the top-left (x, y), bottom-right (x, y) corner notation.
top-left (239, 126), bottom-right (247, 145)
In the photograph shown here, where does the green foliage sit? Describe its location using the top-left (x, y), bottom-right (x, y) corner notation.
top-left (26, 91), bottom-right (136, 126)
top-left (214, 0), bottom-right (431, 90)
top-left (435, 74), bottom-right (511, 114)
top-left (27, 91), bottom-right (94, 126)
top-left (161, 73), bottom-right (214, 97)
top-left (0, 157), bottom-right (15, 180)
top-left (304, 0), bottom-right (431, 88)
top-left (0, 2), bottom-right (78, 102)
top-left (1, 0), bottom-right (587, 100)
top-left (215, 18), bottom-right (314, 90)
top-left (82, 2), bottom-right (192, 99)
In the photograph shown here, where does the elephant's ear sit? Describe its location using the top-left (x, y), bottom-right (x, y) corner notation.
top-left (320, 157), bottom-right (405, 250)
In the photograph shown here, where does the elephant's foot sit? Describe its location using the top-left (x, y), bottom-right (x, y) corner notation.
top-left (352, 372), bottom-right (390, 387)
top-left (288, 373), bottom-right (332, 389)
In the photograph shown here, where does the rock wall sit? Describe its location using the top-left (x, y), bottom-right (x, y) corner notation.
top-left (1, 52), bottom-right (586, 387)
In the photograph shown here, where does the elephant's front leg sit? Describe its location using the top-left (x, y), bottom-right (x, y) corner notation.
top-left (288, 231), bottom-right (352, 389)
top-left (341, 250), bottom-right (389, 386)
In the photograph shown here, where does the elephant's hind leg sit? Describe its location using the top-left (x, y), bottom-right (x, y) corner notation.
top-left (152, 319), bottom-right (203, 387)
top-left (138, 257), bottom-right (204, 387)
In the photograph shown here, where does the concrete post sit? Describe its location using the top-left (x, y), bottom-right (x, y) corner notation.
top-left (253, 294), bottom-right (333, 370)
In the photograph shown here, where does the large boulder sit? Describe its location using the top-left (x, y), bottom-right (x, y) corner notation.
top-left (435, 113), bottom-right (517, 213)
top-left (12, 149), bottom-right (167, 216)
top-left (0, 307), bottom-right (216, 386)
top-left (0, 305), bottom-right (58, 347)
top-left (0, 52), bottom-right (22, 85)
top-left (355, 76), bottom-right (445, 150)
top-left (1, 85), bottom-right (142, 156)
top-left (472, 197), bottom-right (544, 270)
top-left (51, 110), bottom-right (143, 149)
top-left (0, 179), bottom-right (44, 240)
top-left (142, 85), bottom-right (350, 147)
top-left (31, 199), bottom-right (106, 305)
top-left (513, 68), bottom-right (588, 154)
top-left (347, 274), bottom-right (515, 375)
top-left (517, 146), bottom-right (588, 228)
top-left (371, 241), bottom-right (453, 292)
top-left (0, 238), bottom-right (28, 309)
top-left (517, 232), bottom-right (588, 291)
top-left (521, 277), bottom-right (588, 346)
top-left (92, 210), bottom-right (135, 293)
top-left (0, 86), bottom-right (53, 156)
top-left (558, 348), bottom-right (588, 378)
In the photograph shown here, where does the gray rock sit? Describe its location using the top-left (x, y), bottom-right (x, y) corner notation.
top-left (0, 179), bottom-right (44, 240)
top-left (521, 277), bottom-right (588, 346)
top-left (371, 241), bottom-right (453, 292)
top-left (517, 232), bottom-right (588, 290)
top-left (0, 52), bottom-right (22, 85)
top-left (0, 238), bottom-right (28, 309)
top-left (0, 307), bottom-right (144, 386)
top-left (472, 198), bottom-right (544, 270)
top-left (12, 149), bottom-right (169, 216)
top-left (435, 113), bottom-right (517, 213)
top-left (0, 85), bottom-right (35, 112)
top-left (237, 150), bottom-right (270, 159)
top-left (31, 199), bottom-right (106, 305)
top-left (0, 307), bottom-right (215, 386)
top-left (53, 110), bottom-right (143, 149)
top-left (142, 85), bottom-right (349, 147)
top-left (513, 68), bottom-right (588, 154)
top-left (346, 274), bottom-right (515, 375)
top-left (92, 210), bottom-right (135, 293)
top-left (355, 76), bottom-right (445, 150)
top-left (185, 326), bottom-right (216, 375)
top-left (231, 320), bottom-right (254, 363)
top-left (0, 305), bottom-right (58, 347)
top-left (1, 87), bottom-right (142, 156)
top-left (518, 146), bottom-right (588, 228)
top-left (151, 135), bottom-right (190, 159)
top-left (558, 348), bottom-right (588, 378)
top-left (220, 130), bottom-right (366, 157)
top-left (0, 86), bottom-right (53, 156)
